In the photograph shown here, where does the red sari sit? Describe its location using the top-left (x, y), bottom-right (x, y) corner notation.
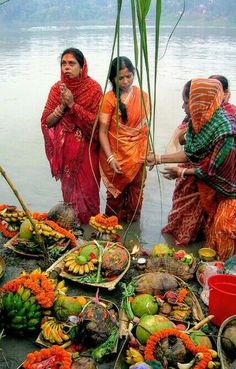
top-left (41, 59), bottom-right (102, 224)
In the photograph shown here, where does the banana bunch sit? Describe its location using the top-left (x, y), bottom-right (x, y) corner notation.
top-left (1, 286), bottom-right (42, 334)
top-left (64, 253), bottom-right (98, 275)
top-left (41, 317), bottom-right (71, 345)
top-left (0, 207), bottom-right (26, 223)
top-left (89, 216), bottom-right (123, 234)
top-left (32, 221), bottom-right (67, 241)
top-left (125, 347), bottom-right (144, 365)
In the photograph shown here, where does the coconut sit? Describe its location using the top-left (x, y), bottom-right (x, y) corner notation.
top-left (136, 314), bottom-right (174, 344)
top-left (222, 324), bottom-right (236, 358)
top-left (19, 219), bottom-right (33, 240)
top-left (47, 203), bottom-right (75, 230)
top-left (53, 296), bottom-right (82, 321)
top-left (131, 294), bottom-right (159, 317)
top-left (188, 329), bottom-right (212, 349)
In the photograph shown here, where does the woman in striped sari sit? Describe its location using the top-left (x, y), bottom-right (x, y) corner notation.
top-left (148, 78), bottom-right (236, 261)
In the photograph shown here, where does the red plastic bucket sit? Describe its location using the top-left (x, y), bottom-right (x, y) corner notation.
top-left (208, 274), bottom-right (236, 326)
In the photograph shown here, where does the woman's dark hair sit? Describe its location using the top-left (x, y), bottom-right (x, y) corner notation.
top-left (61, 48), bottom-right (84, 68)
top-left (183, 80), bottom-right (192, 100)
top-left (209, 75), bottom-right (229, 92)
top-left (109, 56), bottom-right (135, 123)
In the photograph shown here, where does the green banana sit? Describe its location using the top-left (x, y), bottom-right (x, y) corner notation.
top-left (32, 311), bottom-right (42, 320)
top-left (21, 288), bottom-right (31, 302)
top-left (28, 318), bottom-right (40, 327)
top-left (3, 292), bottom-right (14, 310)
top-left (17, 307), bottom-right (26, 316)
top-left (13, 294), bottom-right (23, 310)
top-left (10, 323), bottom-right (26, 330)
top-left (8, 309), bottom-right (18, 318)
top-left (17, 285), bottom-right (25, 296)
top-left (28, 296), bottom-right (36, 304)
top-left (23, 300), bottom-right (32, 311)
top-left (12, 315), bottom-right (24, 324)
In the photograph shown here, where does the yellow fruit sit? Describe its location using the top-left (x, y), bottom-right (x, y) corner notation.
top-left (150, 243), bottom-right (171, 257)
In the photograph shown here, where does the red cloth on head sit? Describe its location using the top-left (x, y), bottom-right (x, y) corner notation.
top-left (41, 57), bottom-right (103, 223)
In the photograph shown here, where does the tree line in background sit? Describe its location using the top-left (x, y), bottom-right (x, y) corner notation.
top-left (0, 0), bottom-right (236, 26)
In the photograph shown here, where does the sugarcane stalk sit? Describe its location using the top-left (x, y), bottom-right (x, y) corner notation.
top-left (0, 165), bottom-right (49, 266)
top-left (93, 239), bottom-right (104, 283)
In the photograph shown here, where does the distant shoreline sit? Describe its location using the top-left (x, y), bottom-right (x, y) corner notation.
top-left (0, 15), bottom-right (236, 30)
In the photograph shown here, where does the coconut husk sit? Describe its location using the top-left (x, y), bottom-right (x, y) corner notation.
top-left (217, 315), bottom-right (236, 369)
top-left (145, 256), bottom-right (196, 282)
top-left (47, 202), bottom-right (76, 230)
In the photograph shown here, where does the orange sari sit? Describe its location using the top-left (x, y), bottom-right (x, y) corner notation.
top-left (99, 86), bottom-right (149, 220)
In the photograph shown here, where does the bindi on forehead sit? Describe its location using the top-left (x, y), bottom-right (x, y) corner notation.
top-left (62, 54), bottom-right (76, 62)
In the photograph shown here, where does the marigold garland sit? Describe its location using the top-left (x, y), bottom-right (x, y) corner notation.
top-left (94, 213), bottom-right (118, 227)
top-left (0, 220), bottom-right (18, 238)
top-left (44, 219), bottom-right (76, 246)
top-left (0, 204), bottom-right (9, 212)
top-left (144, 328), bottom-right (212, 369)
top-left (177, 288), bottom-right (188, 303)
top-left (32, 212), bottom-right (48, 221)
top-left (2, 272), bottom-right (55, 308)
top-left (23, 345), bottom-right (72, 369)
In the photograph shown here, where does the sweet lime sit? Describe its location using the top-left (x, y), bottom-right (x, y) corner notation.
top-left (136, 315), bottom-right (174, 344)
top-left (131, 294), bottom-right (158, 317)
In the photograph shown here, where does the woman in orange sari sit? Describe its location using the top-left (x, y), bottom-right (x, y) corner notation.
top-left (99, 57), bottom-right (149, 222)
top-left (148, 78), bottom-right (236, 261)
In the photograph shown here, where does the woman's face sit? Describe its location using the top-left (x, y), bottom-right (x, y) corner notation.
top-left (182, 86), bottom-right (190, 115)
top-left (61, 53), bottom-right (82, 78)
top-left (115, 67), bottom-right (134, 92)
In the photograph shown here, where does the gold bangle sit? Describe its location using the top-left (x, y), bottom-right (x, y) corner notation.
top-left (107, 154), bottom-right (114, 164)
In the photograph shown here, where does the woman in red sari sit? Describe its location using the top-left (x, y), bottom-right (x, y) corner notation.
top-left (99, 57), bottom-right (149, 222)
top-left (41, 48), bottom-right (102, 224)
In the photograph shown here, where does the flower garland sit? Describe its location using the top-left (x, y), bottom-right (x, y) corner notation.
top-left (44, 219), bottom-right (77, 246)
top-left (32, 212), bottom-right (48, 221)
top-left (144, 328), bottom-right (212, 369)
top-left (2, 272), bottom-right (55, 308)
top-left (0, 220), bottom-right (18, 238)
top-left (23, 345), bottom-right (72, 369)
top-left (176, 288), bottom-right (188, 303)
top-left (0, 204), bottom-right (18, 238)
top-left (0, 204), bottom-right (9, 212)
top-left (94, 213), bottom-right (119, 227)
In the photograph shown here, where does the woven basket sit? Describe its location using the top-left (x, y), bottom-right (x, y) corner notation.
top-left (0, 255), bottom-right (6, 279)
top-left (47, 240), bottom-right (131, 290)
top-left (217, 315), bottom-right (236, 369)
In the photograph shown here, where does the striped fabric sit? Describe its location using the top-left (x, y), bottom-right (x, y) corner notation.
top-left (185, 78), bottom-right (236, 198)
top-left (189, 78), bottom-right (224, 133)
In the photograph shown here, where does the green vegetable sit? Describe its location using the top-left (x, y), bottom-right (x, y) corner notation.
top-left (121, 282), bottom-right (136, 320)
top-left (91, 327), bottom-right (118, 362)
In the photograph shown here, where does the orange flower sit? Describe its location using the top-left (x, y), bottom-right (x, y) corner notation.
top-left (32, 212), bottom-right (48, 221)
top-left (144, 328), bottom-right (212, 369)
top-left (94, 213), bottom-right (119, 227)
top-left (2, 271), bottom-right (55, 308)
top-left (177, 288), bottom-right (188, 303)
top-left (44, 219), bottom-right (77, 247)
top-left (23, 345), bottom-right (72, 369)
top-left (0, 220), bottom-right (18, 238)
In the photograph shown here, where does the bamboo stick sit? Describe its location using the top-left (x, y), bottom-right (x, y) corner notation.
top-left (0, 165), bottom-right (49, 266)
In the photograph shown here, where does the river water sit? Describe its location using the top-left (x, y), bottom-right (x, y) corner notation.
top-left (0, 25), bottom-right (236, 248)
